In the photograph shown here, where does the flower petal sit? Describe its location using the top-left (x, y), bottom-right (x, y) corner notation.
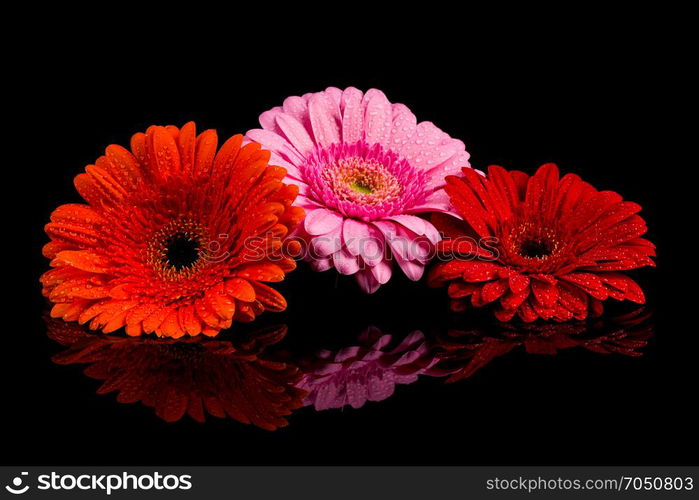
top-left (308, 93), bottom-right (341, 147)
top-left (304, 208), bottom-right (343, 236)
top-left (332, 248), bottom-right (360, 275)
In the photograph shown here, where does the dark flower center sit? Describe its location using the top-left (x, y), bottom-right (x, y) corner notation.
top-left (518, 238), bottom-right (554, 259)
top-left (147, 219), bottom-right (208, 281)
top-left (165, 234), bottom-right (201, 270)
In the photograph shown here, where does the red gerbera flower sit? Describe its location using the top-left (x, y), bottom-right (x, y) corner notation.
top-left (47, 318), bottom-right (305, 430)
top-left (41, 122), bottom-right (304, 337)
top-left (428, 164), bottom-right (655, 321)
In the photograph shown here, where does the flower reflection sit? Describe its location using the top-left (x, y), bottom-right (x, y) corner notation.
top-left (434, 308), bottom-right (654, 383)
top-left (297, 327), bottom-right (440, 410)
top-left (46, 318), bottom-right (306, 430)
top-left (46, 308), bottom-right (654, 427)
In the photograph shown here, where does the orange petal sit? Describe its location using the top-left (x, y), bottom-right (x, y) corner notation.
top-left (195, 299), bottom-right (222, 328)
top-left (148, 126), bottom-right (182, 179)
top-left (125, 323), bottom-right (143, 336)
top-left (52, 250), bottom-right (110, 273)
top-left (212, 134), bottom-right (243, 179)
top-left (178, 122), bottom-right (197, 173)
top-left (45, 221), bottom-right (101, 248)
top-left (160, 309), bottom-right (185, 338)
top-left (50, 280), bottom-right (109, 301)
top-left (225, 277), bottom-right (256, 302)
top-left (233, 302), bottom-right (256, 322)
top-left (251, 282), bottom-right (287, 312)
top-left (50, 203), bottom-right (104, 225)
top-left (130, 132), bottom-right (147, 165)
top-left (142, 306), bottom-right (172, 333)
top-left (85, 164), bottom-right (127, 201)
top-left (126, 303), bottom-right (160, 326)
top-left (235, 263), bottom-right (285, 282)
top-left (78, 301), bottom-right (107, 324)
top-left (105, 144), bottom-right (142, 191)
top-left (210, 290), bottom-right (236, 320)
top-left (179, 306), bottom-right (202, 336)
top-left (103, 309), bottom-right (130, 333)
top-left (194, 129), bottom-right (218, 177)
top-left (43, 241), bottom-right (71, 259)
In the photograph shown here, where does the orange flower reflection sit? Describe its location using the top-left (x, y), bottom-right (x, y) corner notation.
top-left (47, 318), bottom-right (305, 430)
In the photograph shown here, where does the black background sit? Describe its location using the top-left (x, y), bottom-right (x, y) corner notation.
top-left (6, 27), bottom-right (696, 466)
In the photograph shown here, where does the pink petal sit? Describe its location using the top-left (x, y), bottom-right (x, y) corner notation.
top-left (245, 129), bottom-right (304, 180)
top-left (363, 89), bottom-right (393, 147)
top-left (347, 378), bottom-right (369, 408)
top-left (340, 87), bottom-right (365, 143)
top-left (422, 220), bottom-right (442, 245)
top-left (334, 346), bottom-right (363, 362)
top-left (367, 374), bottom-right (395, 401)
top-left (370, 259), bottom-right (392, 284)
top-left (342, 218), bottom-right (371, 255)
top-left (323, 86), bottom-right (343, 107)
top-left (245, 129), bottom-right (304, 163)
top-left (394, 253), bottom-right (425, 281)
top-left (294, 184), bottom-right (324, 210)
top-left (398, 121), bottom-right (451, 170)
top-left (310, 225), bottom-right (343, 256)
top-left (372, 220), bottom-right (409, 260)
top-left (389, 331), bottom-right (426, 354)
top-left (343, 219), bottom-right (384, 265)
top-left (311, 257), bottom-right (334, 272)
top-left (424, 149), bottom-right (471, 188)
top-left (373, 221), bottom-right (430, 278)
top-left (407, 189), bottom-right (453, 214)
top-left (422, 139), bottom-right (468, 172)
top-left (308, 93), bottom-right (341, 147)
top-left (355, 269), bottom-right (381, 294)
top-left (390, 103), bottom-right (417, 149)
top-left (294, 195), bottom-right (323, 211)
top-left (332, 249), bottom-right (360, 275)
top-left (275, 114), bottom-right (315, 155)
top-left (362, 225), bottom-right (385, 266)
top-left (282, 96), bottom-right (312, 132)
top-left (304, 208), bottom-right (343, 236)
top-left (314, 382), bottom-right (340, 410)
top-left (386, 214), bottom-right (426, 236)
top-left (259, 107), bottom-right (284, 133)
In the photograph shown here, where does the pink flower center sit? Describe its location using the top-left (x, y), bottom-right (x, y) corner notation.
top-left (303, 141), bottom-right (427, 221)
top-left (321, 157), bottom-right (402, 205)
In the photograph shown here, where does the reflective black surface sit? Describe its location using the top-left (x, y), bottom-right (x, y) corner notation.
top-left (44, 309), bottom-right (654, 427)
top-left (10, 41), bottom-right (695, 465)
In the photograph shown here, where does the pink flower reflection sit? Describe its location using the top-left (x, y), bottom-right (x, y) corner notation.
top-left (298, 327), bottom-right (441, 410)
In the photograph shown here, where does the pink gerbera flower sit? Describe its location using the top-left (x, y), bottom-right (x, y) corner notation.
top-left (247, 87), bottom-right (471, 292)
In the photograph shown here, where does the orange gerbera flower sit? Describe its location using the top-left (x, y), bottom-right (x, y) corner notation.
top-left (41, 122), bottom-right (304, 338)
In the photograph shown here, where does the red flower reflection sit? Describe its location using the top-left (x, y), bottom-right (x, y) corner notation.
top-left (47, 319), bottom-right (305, 430)
top-left (434, 308), bottom-right (653, 382)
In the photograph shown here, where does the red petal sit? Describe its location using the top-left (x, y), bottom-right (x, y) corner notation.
top-left (531, 279), bottom-right (558, 308)
top-left (481, 279), bottom-right (509, 303)
top-left (461, 262), bottom-right (503, 282)
top-left (508, 273), bottom-right (530, 293)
